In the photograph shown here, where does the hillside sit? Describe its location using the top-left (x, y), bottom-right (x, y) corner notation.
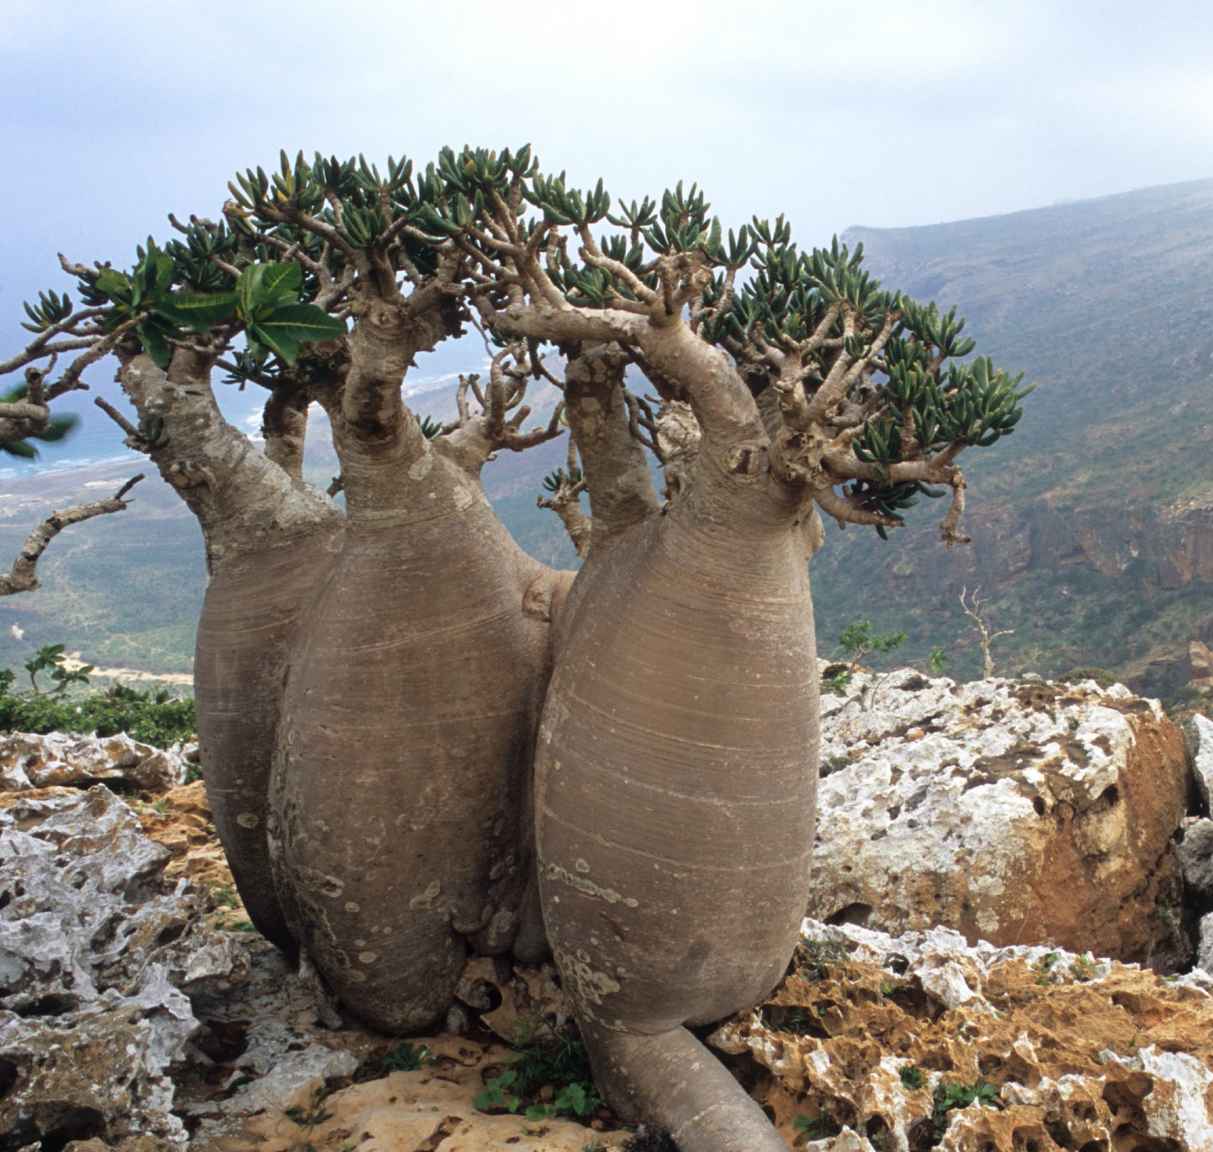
top-left (0, 384), bottom-right (574, 677)
top-left (0, 179), bottom-right (1210, 696)
top-left (810, 179), bottom-right (1213, 696)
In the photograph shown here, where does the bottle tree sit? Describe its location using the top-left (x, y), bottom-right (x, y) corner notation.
top-left (1, 145), bottom-right (1027, 1152)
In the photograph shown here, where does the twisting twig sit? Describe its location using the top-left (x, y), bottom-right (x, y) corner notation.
top-left (0, 475), bottom-right (145, 596)
top-left (537, 438), bottom-right (591, 558)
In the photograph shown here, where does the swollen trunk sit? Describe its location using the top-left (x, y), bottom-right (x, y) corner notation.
top-left (195, 526), bottom-right (343, 951)
top-left (536, 480), bottom-right (818, 1148)
top-left (270, 457), bottom-right (555, 1032)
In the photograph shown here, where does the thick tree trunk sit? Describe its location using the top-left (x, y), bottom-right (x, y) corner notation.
top-left (269, 433), bottom-right (564, 1031)
top-left (536, 462), bottom-right (818, 1145)
top-left (118, 353), bottom-right (343, 951)
top-left (194, 526), bottom-right (341, 950)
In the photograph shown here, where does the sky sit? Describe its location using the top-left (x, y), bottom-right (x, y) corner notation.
top-left (2, 0), bottom-right (1212, 463)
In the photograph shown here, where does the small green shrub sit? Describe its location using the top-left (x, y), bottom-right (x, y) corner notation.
top-left (383, 1042), bottom-right (433, 1072)
top-left (899, 1065), bottom-right (925, 1090)
top-left (793, 1113), bottom-right (841, 1140)
top-left (0, 650), bottom-right (195, 747)
top-left (473, 1031), bottom-right (601, 1122)
top-left (931, 1080), bottom-right (1000, 1140)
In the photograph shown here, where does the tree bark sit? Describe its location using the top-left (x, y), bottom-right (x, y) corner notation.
top-left (269, 448), bottom-right (564, 1030)
top-left (561, 343), bottom-right (660, 552)
top-left (536, 456), bottom-right (818, 1143)
top-left (117, 352), bottom-right (343, 951)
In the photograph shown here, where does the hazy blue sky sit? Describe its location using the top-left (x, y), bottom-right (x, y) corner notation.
top-left (2, 0), bottom-right (1211, 455)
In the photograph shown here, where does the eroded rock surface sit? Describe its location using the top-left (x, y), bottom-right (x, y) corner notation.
top-left (3, 694), bottom-right (1210, 1151)
top-left (0, 785), bottom-right (241, 1147)
top-left (814, 671), bottom-right (1190, 966)
top-left (0, 731), bottom-right (193, 793)
top-left (711, 918), bottom-right (1213, 1151)
top-left (1180, 818), bottom-right (1213, 909)
top-left (199, 1034), bottom-right (628, 1152)
top-left (1190, 713), bottom-right (1213, 812)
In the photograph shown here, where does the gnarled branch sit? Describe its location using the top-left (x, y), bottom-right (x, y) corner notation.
top-left (0, 475), bottom-right (144, 596)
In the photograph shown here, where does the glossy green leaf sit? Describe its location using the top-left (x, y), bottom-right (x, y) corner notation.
top-left (250, 304), bottom-right (344, 364)
top-left (137, 319), bottom-right (173, 369)
top-left (156, 290), bottom-right (239, 331)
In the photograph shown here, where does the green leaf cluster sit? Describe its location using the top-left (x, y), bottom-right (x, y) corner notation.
top-left (541, 464), bottom-right (583, 493)
top-left (23, 643), bottom-right (91, 694)
top-left (382, 1041), bottom-right (434, 1072)
top-left (899, 1065), bottom-right (926, 1090)
top-left (931, 1080), bottom-right (1001, 1140)
top-left (472, 1032), bottom-right (601, 1122)
top-left (78, 242), bottom-right (342, 369)
top-left (837, 619), bottom-right (907, 663)
top-left (20, 289), bottom-right (73, 333)
top-left (235, 263), bottom-right (344, 364)
top-left (78, 239), bottom-right (231, 368)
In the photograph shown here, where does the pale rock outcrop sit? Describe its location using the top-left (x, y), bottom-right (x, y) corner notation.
top-left (1179, 818), bottom-right (1213, 908)
top-left (5, 716), bottom-right (1213, 1150)
top-left (711, 918), bottom-right (1213, 1152)
top-left (0, 785), bottom-right (239, 1147)
top-left (202, 1034), bottom-right (628, 1152)
top-left (1189, 712), bottom-right (1213, 810)
top-left (0, 731), bottom-right (194, 793)
top-left (813, 670), bottom-right (1189, 965)
top-left (1200, 912), bottom-right (1213, 974)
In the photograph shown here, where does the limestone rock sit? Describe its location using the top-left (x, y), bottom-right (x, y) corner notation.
top-left (1189, 713), bottom-right (1213, 811)
top-left (1200, 912), bottom-right (1213, 973)
top-left (1179, 818), bottom-right (1213, 908)
top-left (0, 967), bottom-right (195, 1149)
top-left (814, 670), bottom-right (1189, 965)
top-left (0, 731), bottom-right (189, 794)
top-left (0, 785), bottom-right (240, 1148)
top-left (201, 1034), bottom-right (628, 1152)
top-left (710, 918), bottom-right (1213, 1152)
top-left (135, 779), bottom-right (241, 904)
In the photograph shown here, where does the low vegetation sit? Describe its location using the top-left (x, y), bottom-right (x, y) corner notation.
top-left (473, 1031), bottom-right (602, 1123)
top-left (0, 643), bottom-right (195, 746)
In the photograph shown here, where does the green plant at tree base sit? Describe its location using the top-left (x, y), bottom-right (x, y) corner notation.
top-left (0, 651), bottom-right (195, 746)
top-left (382, 1041), bottom-right (434, 1072)
top-left (473, 1031), bottom-right (602, 1122)
top-left (793, 1113), bottom-right (842, 1140)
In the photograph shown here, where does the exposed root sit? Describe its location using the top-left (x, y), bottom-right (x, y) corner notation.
top-left (582, 1023), bottom-right (785, 1152)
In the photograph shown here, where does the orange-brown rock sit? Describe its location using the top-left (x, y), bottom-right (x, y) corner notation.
top-left (814, 672), bottom-right (1190, 966)
top-left (711, 920), bottom-right (1213, 1150)
top-left (196, 1035), bottom-right (628, 1152)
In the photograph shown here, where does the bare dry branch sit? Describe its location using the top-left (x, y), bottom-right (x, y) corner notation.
top-left (960, 585), bottom-right (1013, 677)
top-left (0, 475), bottom-right (145, 596)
